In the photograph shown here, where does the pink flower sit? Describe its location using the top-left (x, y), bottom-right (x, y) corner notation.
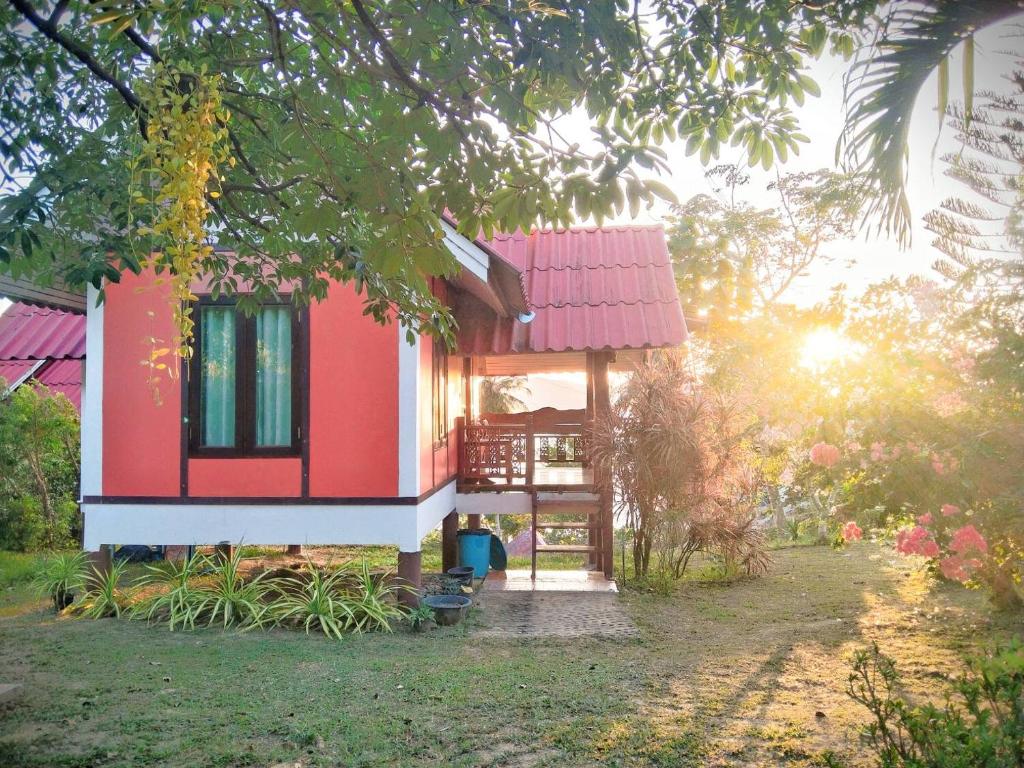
top-left (941, 504), bottom-right (960, 517)
top-left (809, 442), bottom-right (840, 468)
top-left (917, 512), bottom-right (934, 526)
top-left (950, 525), bottom-right (988, 556)
top-left (870, 442), bottom-right (885, 462)
top-left (940, 556), bottom-right (969, 582)
top-left (919, 540), bottom-right (941, 558)
top-left (896, 526), bottom-right (932, 556)
top-left (931, 454), bottom-right (947, 476)
top-left (842, 521), bottom-right (863, 542)
top-left (939, 556), bottom-right (981, 583)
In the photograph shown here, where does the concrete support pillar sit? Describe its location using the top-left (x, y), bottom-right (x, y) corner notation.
top-left (397, 551), bottom-right (422, 609)
top-left (441, 511), bottom-right (459, 572)
top-left (286, 545), bottom-right (303, 556)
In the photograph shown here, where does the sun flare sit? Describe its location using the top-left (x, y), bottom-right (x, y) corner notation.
top-left (799, 327), bottom-right (862, 370)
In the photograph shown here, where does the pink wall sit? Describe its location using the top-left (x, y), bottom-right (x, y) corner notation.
top-left (102, 271), bottom-right (181, 496)
top-left (189, 458), bottom-right (301, 497)
top-left (308, 279), bottom-right (399, 497)
top-left (101, 271), bottom-right (451, 500)
top-left (419, 280), bottom-right (460, 494)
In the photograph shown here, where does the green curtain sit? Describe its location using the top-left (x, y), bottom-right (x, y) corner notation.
top-left (200, 306), bottom-right (236, 447)
top-left (255, 306), bottom-right (292, 447)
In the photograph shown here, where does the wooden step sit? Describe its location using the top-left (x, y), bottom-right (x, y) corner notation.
top-left (535, 521), bottom-right (596, 529)
top-left (534, 500), bottom-right (599, 516)
top-left (535, 544), bottom-right (598, 554)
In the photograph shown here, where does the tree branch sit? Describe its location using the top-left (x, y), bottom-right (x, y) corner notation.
top-left (8, 0), bottom-right (145, 133)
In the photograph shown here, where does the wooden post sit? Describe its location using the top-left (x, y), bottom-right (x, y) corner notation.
top-left (468, 513), bottom-right (482, 530)
top-left (86, 545), bottom-right (112, 579)
top-left (593, 351), bottom-right (614, 579)
top-left (585, 351), bottom-right (598, 568)
top-left (286, 545), bottom-right (303, 556)
top-left (397, 550), bottom-right (422, 608)
top-left (525, 414), bottom-right (535, 488)
top-left (215, 541), bottom-right (235, 564)
top-left (441, 510), bottom-right (459, 572)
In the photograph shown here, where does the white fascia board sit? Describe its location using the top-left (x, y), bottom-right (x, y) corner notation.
top-left (415, 480), bottom-right (457, 543)
top-left (441, 220), bottom-right (489, 282)
top-left (456, 491), bottom-right (533, 517)
top-left (397, 324), bottom-right (421, 497)
top-left (83, 486), bottom-right (457, 554)
top-left (80, 285), bottom-right (103, 498)
top-left (2, 359), bottom-right (45, 394)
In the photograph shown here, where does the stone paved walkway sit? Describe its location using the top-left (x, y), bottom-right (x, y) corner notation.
top-left (472, 590), bottom-right (641, 639)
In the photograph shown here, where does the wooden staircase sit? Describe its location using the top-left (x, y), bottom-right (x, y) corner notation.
top-left (530, 491), bottom-right (603, 578)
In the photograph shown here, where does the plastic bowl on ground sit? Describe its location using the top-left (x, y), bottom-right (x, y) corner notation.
top-left (422, 594), bottom-right (472, 626)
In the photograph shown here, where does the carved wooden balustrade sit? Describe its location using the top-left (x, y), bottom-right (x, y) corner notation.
top-left (458, 408), bottom-right (590, 490)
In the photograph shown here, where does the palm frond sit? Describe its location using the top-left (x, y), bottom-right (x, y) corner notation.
top-left (839, 1), bottom-right (1019, 245)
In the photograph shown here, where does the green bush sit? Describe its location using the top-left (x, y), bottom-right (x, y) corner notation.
top-left (32, 551), bottom-right (87, 611)
top-left (0, 382), bottom-right (80, 551)
top-left (848, 642), bottom-right (1024, 767)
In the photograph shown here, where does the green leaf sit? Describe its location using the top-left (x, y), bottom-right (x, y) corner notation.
top-left (963, 36), bottom-right (974, 130)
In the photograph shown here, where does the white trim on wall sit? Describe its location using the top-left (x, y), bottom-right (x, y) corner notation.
top-left (80, 285), bottom-right (103, 499)
top-left (82, 480), bottom-right (457, 552)
top-left (397, 324), bottom-right (421, 497)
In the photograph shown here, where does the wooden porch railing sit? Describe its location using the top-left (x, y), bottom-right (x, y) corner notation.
top-left (457, 410), bottom-right (590, 489)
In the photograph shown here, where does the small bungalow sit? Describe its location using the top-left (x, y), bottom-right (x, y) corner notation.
top-left (76, 222), bottom-right (687, 595)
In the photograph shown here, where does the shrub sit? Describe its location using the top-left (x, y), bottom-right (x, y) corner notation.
top-left (345, 561), bottom-right (407, 633)
top-left (271, 564), bottom-right (357, 639)
top-left (190, 549), bottom-right (271, 630)
top-left (131, 554), bottom-right (209, 631)
top-left (74, 558), bottom-right (130, 618)
top-left (0, 382), bottom-right (80, 551)
top-left (32, 551), bottom-right (87, 611)
top-left (848, 642), bottom-right (1024, 767)
top-left (592, 353), bottom-right (767, 579)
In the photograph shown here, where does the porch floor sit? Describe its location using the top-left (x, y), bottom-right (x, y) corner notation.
top-left (481, 569), bottom-right (617, 593)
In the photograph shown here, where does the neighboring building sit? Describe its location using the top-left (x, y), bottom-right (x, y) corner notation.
top-left (0, 301), bottom-right (85, 411)
top-left (78, 223), bottom-right (687, 595)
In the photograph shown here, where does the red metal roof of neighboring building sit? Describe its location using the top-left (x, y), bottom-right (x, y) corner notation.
top-left (35, 359), bottom-right (84, 411)
top-left (0, 302), bottom-right (85, 360)
top-left (457, 225), bottom-right (687, 354)
top-left (0, 302), bottom-right (85, 411)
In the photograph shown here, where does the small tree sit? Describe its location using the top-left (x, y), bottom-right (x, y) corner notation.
top-left (591, 353), bottom-right (766, 579)
top-left (0, 380), bottom-right (80, 551)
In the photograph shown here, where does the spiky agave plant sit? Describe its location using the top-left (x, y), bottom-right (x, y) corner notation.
top-left (345, 561), bottom-right (407, 633)
top-left (270, 563), bottom-right (356, 640)
top-left (75, 558), bottom-right (130, 619)
top-left (190, 548), bottom-right (270, 630)
top-left (33, 551), bottom-right (87, 611)
top-left (131, 553), bottom-right (209, 631)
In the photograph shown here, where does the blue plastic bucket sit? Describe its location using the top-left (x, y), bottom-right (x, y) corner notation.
top-left (458, 529), bottom-right (492, 578)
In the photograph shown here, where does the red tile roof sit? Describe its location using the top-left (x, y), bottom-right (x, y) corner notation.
top-left (457, 225), bottom-right (687, 354)
top-left (0, 303), bottom-right (85, 410)
top-left (0, 302), bottom-right (85, 360)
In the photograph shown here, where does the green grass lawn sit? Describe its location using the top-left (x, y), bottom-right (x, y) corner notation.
top-left (1, 544), bottom-right (1021, 767)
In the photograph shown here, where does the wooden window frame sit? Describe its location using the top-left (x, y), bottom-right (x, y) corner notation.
top-left (188, 296), bottom-right (303, 458)
top-left (432, 335), bottom-right (448, 449)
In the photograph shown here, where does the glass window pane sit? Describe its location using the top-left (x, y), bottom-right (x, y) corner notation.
top-left (255, 306), bottom-right (292, 447)
top-left (200, 306), bottom-right (236, 447)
